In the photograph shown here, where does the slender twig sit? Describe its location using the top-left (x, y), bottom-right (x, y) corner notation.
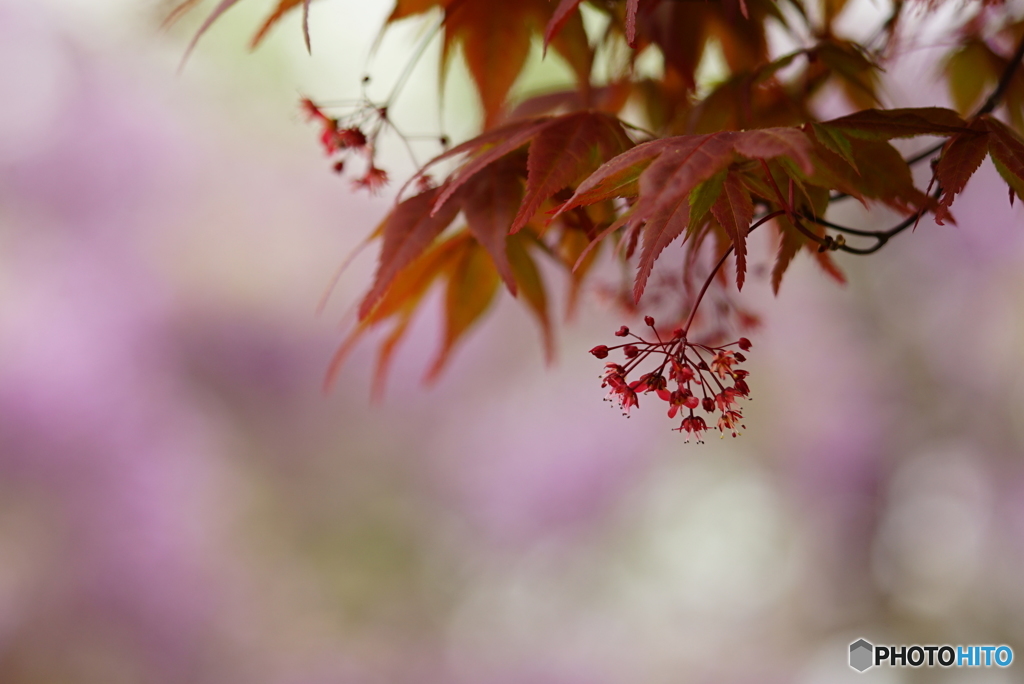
top-left (682, 210), bottom-right (783, 336)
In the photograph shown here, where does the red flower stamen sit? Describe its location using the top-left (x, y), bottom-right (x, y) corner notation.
top-left (589, 320), bottom-right (753, 439)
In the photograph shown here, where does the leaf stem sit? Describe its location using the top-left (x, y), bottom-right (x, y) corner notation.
top-left (682, 210), bottom-right (783, 336)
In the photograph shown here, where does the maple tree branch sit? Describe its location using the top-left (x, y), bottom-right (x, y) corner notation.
top-left (802, 184), bottom-right (943, 255)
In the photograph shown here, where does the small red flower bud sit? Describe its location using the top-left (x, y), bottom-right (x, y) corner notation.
top-left (590, 345), bottom-right (610, 359)
top-left (698, 361), bottom-right (709, 371)
top-left (734, 352), bottom-right (746, 362)
top-left (644, 315), bottom-right (655, 327)
top-left (615, 326), bottom-right (630, 337)
top-left (672, 328), bottom-right (684, 339)
top-left (332, 160), bottom-right (345, 174)
top-left (738, 337), bottom-right (752, 351)
top-left (702, 397), bottom-right (715, 413)
top-left (623, 345), bottom-right (640, 358)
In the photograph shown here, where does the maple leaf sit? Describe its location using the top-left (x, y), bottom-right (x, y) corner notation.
top-left (442, 1), bottom-right (536, 128)
top-left (426, 238), bottom-right (501, 380)
top-left (769, 214), bottom-right (845, 294)
top-left (389, 0), bottom-right (592, 128)
top-left (985, 116), bottom-right (1024, 200)
top-left (173, 0), bottom-right (244, 65)
top-left (170, 0), bottom-right (315, 64)
top-left (806, 132), bottom-right (930, 212)
top-left (428, 112), bottom-right (633, 223)
top-left (935, 119), bottom-right (990, 208)
top-left (251, 0), bottom-right (314, 51)
top-left (809, 122), bottom-right (858, 171)
top-left (458, 156), bottom-right (524, 294)
top-left (625, 0), bottom-right (640, 48)
top-left (407, 112), bottom-right (630, 274)
top-left (543, 0), bottom-right (584, 50)
top-left (559, 127), bottom-right (814, 301)
top-left (428, 118), bottom-right (554, 213)
top-left (359, 112), bottom-right (631, 351)
top-left (820, 107), bottom-right (970, 141)
top-left (815, 40), bottom-right (880, 110)
top-left (711, 173), bottom-right (755, 289)
top-left (771, 216), bottom-right (803, 295)
top-left (512, 111), bottom-right (633, 232)
top-left (359, 186), bottom-right (461, 319)
top-left (507, 233), bottom-right (555, 360)
top-left (325, 232), bottom-right (469, 394)
top-left (944, 40), bottom-right (1000, 115)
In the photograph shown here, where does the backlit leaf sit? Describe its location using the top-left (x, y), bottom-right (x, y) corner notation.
top-left (935, 120), bottom-right (989, 207)
top-left (460, 158), bottom-right (525, 294)
top-left (809, 122), bottom-right (858, 171)
top-left (325, 233), bottom-right (469, 392)
top-left (944, 41), bottom-right (998, 116)
top-left (986, 116), bottom-right (1024, 199)
top-left (771, 216), bottom-right (804, 294)
top-left (711, 173), bottom-right (755, 289)
top-left (359, 187), bottom-right (461, 319)
top-left (178, 0), bottom-right (244, 65)
top-left (513, 112), bottom-right (632, 232)
top-left (543, 0), bottom-right (584, 49)
top-left (625, 0), bottom-right (640, 47)
top-left (426, 239), bottom-right (501, 380)
top-left (255, 0), bottom-right (313, 50)
top-left (507, 233), bottom-right (554, 360)
top-left (444, 1), bottom-right (535, 128)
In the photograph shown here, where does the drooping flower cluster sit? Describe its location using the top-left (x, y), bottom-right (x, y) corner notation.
top-left (590, 316), bottom-right (752, 442)
top-left (300, 97), bottom-right (389, 194)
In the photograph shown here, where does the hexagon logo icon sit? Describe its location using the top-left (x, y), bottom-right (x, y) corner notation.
top-left (850, 639), bottom-right (874, 672)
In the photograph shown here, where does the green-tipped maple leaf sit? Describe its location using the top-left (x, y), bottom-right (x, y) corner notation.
top-left (985, 116), bottom-right (1024, 200)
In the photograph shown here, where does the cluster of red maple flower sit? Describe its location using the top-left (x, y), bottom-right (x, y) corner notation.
top-left (590, 317), bottom-right (752, 441)
top-left (301, 98), bottom-right (389, 193)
